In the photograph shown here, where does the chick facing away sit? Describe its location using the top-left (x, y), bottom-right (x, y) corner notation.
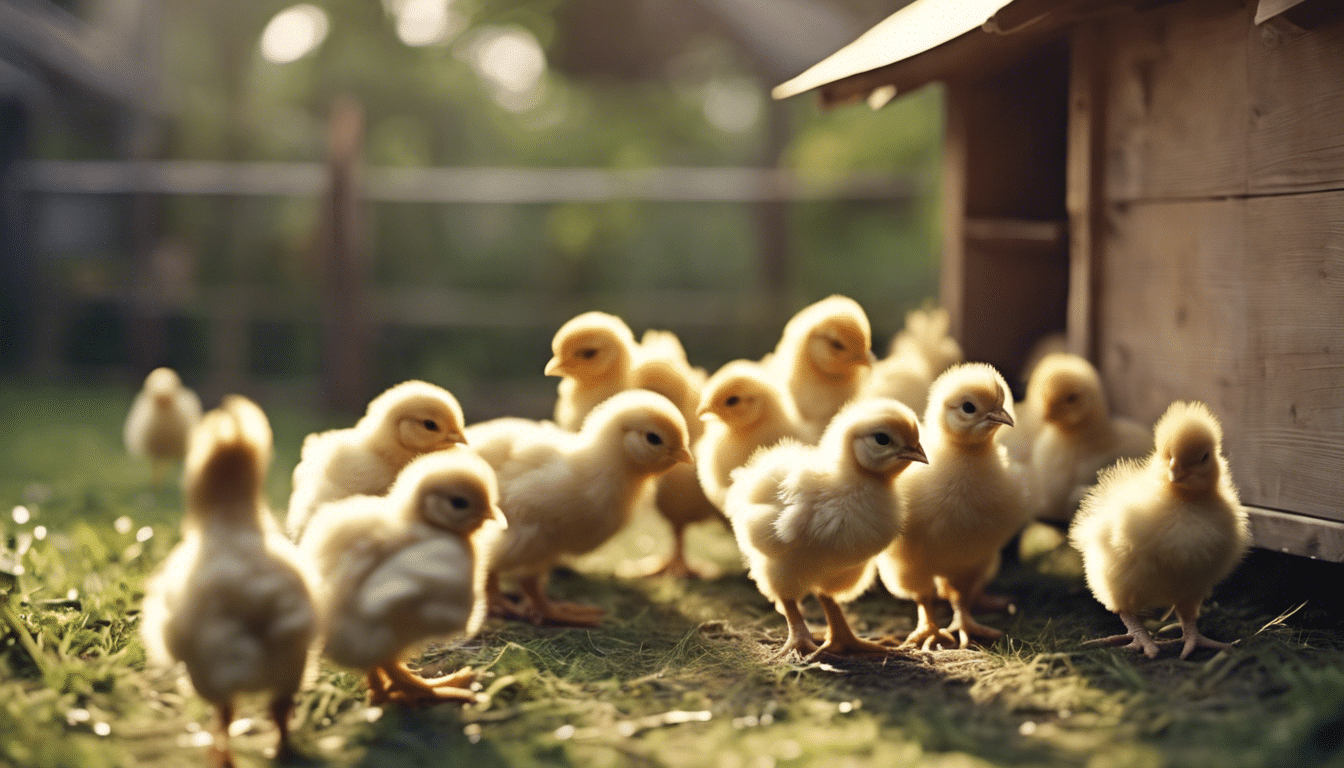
top-left (766, 295), bottom-right (874, 433)
top-left (1070, 401), bottom-right (1249, 659)
top-left (1027, 354), bottom-right (1152, 522)
top-left (469, 389), bottom-right (691, 626)
top-left (546, 311), bottom-right (640, 430)
top-left (875, 363), bottom-right (1029, 649)
top-left (140, 395), bottom-right (317, 767)
top-left (299, 448), bottom-right (505, 704)
top-left (124, 367), bottom-right (203, 485)
top-left (286, 380), bottom-right (467, 539)
top-left (725, 398), bottom-right (926, 660)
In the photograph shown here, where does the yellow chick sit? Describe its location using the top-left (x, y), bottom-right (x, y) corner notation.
top-left (876, 363), bottom-right (1028, 649)
top-left (725, 398), bottom-right (927, 660)
top-left (861, 336), bottom-right (936, 415)
top-left (468, 390), bottom-right (692, 625)
top-left (1070, 401), bottom-right (1249, 659)
top-left (767, 295), bottom-right (874, 433)
top-left (997, 333), bottom-right (1069, 465)
top-left (1028, 354), bottom-right (1153, 522)
top-left (124, 367), bottom-right (203, 484)
top-left (695, 360), bottom-right (812, 511)
top-left (545, 311), bottom-right (640, 431)
top-left (286, 380), bottom-right (467, 539)
top-left (140, 396), bottom-right (317, 766)
top-left (299, 448), bottom-right (505, 704)
top-left (889, 306), bottom-right (963, 378)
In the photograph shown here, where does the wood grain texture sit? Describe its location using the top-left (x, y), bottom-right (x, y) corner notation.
top-left (1066, 22), bottom-right (1110, 361)
top-left (1245, 505), bottom-right (1344, 562)
top-left (1098, 191), bottom-right (1344, 522)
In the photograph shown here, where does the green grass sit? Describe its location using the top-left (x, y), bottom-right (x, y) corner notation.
top-left (2, 381), bottom-right (1343, 767)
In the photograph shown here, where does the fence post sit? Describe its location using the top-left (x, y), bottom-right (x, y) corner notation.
top-left (320, 95), bottom-right (369, 413)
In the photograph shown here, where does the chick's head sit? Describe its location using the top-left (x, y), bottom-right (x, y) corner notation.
top-left (586, 390), bottom-right (692, 474)
top-left (545, 311), bottom-right (636, 381)
top-left (184, 395), bottom-right (272, 515)
top-left (395, 450), bottom-right (506, 534)
top-left (144, 367), bottom-right (183, 404)
top-left (1030, 354), bottom-right (1107, 432)
top-left (823, 398), bottom-right (927, 478)
top-left (790, 297), bottom-right (872, 378)
top-left (698, 361), bottom-right (779, 430)
top-left (1154, 401), bottom-right (1225, 498)
top-left (361, 381), bottom-right (467, 454)
top-left (927, 363), bottom-right (1014, 446)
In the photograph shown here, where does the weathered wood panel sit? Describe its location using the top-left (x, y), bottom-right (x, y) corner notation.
top-left (1104, 0), bottom-right (1251, 202)
top-left (1098, 191), bottom-right (1344, 523)
top-left (1066, 22), bottom-right (1110, 361)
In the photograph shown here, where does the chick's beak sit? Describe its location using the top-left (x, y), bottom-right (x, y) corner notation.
top-left (1168, 457), bottom-right (1190, 484)
top-left (864, 349), bottom-right (877, 366)
top-left (544, 356), bottom-right (565, 377)
top-left (985, 408), bottom-right (1015, 427)
top-left (674, 446), bottom-right (694, 465)
top-left (449, 430), bottom-right (468, 446)
top-left (899, 444), bottom-right (929, 464)
top-left (489, 504), bottom-right (509, 529)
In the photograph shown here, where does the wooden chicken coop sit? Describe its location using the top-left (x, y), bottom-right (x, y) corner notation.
top-left (775, 0), bottom-right (1344, 560)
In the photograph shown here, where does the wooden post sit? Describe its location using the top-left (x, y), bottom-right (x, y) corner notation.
top-left (1066, 22), bottom-right (1108, 362)
top-left (320, 95), bottom-right (369, 413)
top-left (755, 95), bottom-right (791, 318)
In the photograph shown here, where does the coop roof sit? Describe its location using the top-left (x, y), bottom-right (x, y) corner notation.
top-left (772, 0), bottom-right (1130, 107)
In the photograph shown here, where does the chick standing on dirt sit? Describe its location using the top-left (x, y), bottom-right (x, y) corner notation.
top-left (468, 390), bottom-right (692, 625)
top-left (766, 295), bottom-right (874, 434)
top-left (876, 363), bottom-right (1029, 649)
top-left (286, 380), bottom-right (467, 539)
top-left (546, 311), bottom-right (639, 431)
top-left (695, 360), bottom-right (813, 511)
top-left (1027, 354), bottom-right (1152, 522)
top-left (124, 367), bottom-right (203, 484)
top-left (299, 449), bottom-right (505, 704)
top-left (1070, 401), bottom-right (1249, 659)
top-left (140, 396), bottom-right (317, 767)
top-left (725, 398), bottom-right (926, 660)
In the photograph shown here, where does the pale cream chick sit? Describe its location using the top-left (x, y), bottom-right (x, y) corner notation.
top-left (299, 448), bottom-right (505, 704)
top-left (889, 306), bottom-right (963, 379)
top-left (997, 333), bottom-right (1069, 465)
top-left (861, 336), bottom-right (935, 415)
top-left (468, 390), bottom-right (692, 625)
top-left (876, 363), bottom-right (1029, 649)
top-left (286, 380), bottom-right (467, 539)
top-left (1027, 354), bottom-right (1152, 522)
top-left (546, 311), bottom-right (640, 430)
top-left (725, 398), bottom-right (927, 660)
top-left (141, 396), bottom-right (317, 767)
top-left (766, 295), bottom-right (874, 433)
top-left (1070, 401), bottom-right (1249, 659)
top-left (124, 367), bottom-right (203, 484)
top-left (695, 360), bottom-right (813, 511)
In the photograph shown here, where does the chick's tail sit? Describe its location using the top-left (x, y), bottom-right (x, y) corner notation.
top-left (185, 396), bottom-right (273, 512)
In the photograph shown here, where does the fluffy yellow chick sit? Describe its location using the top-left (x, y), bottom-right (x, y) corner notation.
top-left (1070, 401), bottom-right (1249, 659)
top-left (286, 380), bottom-right (467, 539)
top-left (141, 396), bottom-right (317, 766)
top-left (876, 363), bottom-right (1028, 649)
top-left (545, 311), bottom-right (639, 430)
top-left (124, 367), bottom-right (203, 484)
top-left (695, 360), bottom-right (812, 511)
top-left (1028, 354), bottom-right (1152, 522)
top-left (767, 295), bottom-right (874, 433)
top-left (725, 398), bottom-right (927, 660)
top-left (889, 306), bottom-right (963, 378)
top-left (299, 448), bottom-right (505, 704)
top-left (468, 390), bottom-right (692, 625)
top-left (997, 333), bottom-right (1069, 465)
top-left (861, 337), bottom-right (935, 415)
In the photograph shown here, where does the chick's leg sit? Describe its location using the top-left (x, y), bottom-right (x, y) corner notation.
top-left (210, 701), bottom-right (235, 768)
top-left (773, 598), bottom-right (819, 660)
top-left (377, 661), bottom-right (477, 705)
top-left (944, 581), bottom-right (1004, 649)
top-left (639, 523), bottom-right (705, 579)
top-left (269, 695), bottom-right (297, 762)
top-left (1174, 600), bottom-right (1233, 660)
top-left (485, 571), bottom-right (529, 621)
top-left (1083, 611), bottom-right (1160, 658)
top-left (517, 573), bottom-right (604, 627)
top-left (809, 594), bottom-right (890, 658)
top-left (903, 594), bottom-right (958, 650)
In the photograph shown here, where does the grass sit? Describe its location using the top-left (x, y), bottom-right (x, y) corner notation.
top-left (2, 380), bottom-right (1344, 768)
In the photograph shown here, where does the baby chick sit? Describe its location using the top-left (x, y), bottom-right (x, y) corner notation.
top-left (890, 306), bottom-right (963, 378)
top-left (1028, 354), bottom-right (1152, 522)
top-left (468, 390), bottom-right (692, 625)
top-left (299, 449), bottom-right (505, 704)
top-left (695, 360), bottom-right (813, 511)
top-left (861, 336), bottom-right (935, 415)
top-left (767, 295), bottom-right (874, 433)
top-left (1070, 401), bottom-right (1249, 659)
top-left (124, 367), bottom-right (203, 484)
top-left (141, 396), bottom-right (317, 766)
top-left (286, 380), bottom-right (467, 539)
top-left (725, 398), bottom-right (926, 660)
top-left (876, 363), bottom-right (1028, 649)
top-left (546, 311), bottom-right (639, 430)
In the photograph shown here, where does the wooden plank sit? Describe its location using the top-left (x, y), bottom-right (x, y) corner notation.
top-left (1103, 0), bottom-right (1252, 202)
top-left (1246, 505), bottom-right (1344, 562)
top-left (1066, 22), bottom-right (1109, 361)
top-left (1097, 191), bottom-right (1344, 523)
top-left (1247, 9), bottom-right (1344, 194)
top-left (939, 83), bottom-right (970, 344)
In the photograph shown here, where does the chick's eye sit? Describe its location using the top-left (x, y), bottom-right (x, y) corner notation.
top-left (423, 419), bottom-right (439, 431)
top-left (829, 339), bottom-right (845, 351)
top-left (873, 432), bottom-right (891, 446)
top-left (646, 432), bottom-right (663, 446)
top-left (725, 395), bottom-right (740, 407)
top-left (1065, 393), bottom-right (1079, 403)
top-left (450, 496), bottom-right (470, 510)
top-left (1201, 451), bottom-right (1210, 463)
top-left (961, 402), bottom-right (976, 414)
top-left (578, 348), bottom-right (598, 360)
